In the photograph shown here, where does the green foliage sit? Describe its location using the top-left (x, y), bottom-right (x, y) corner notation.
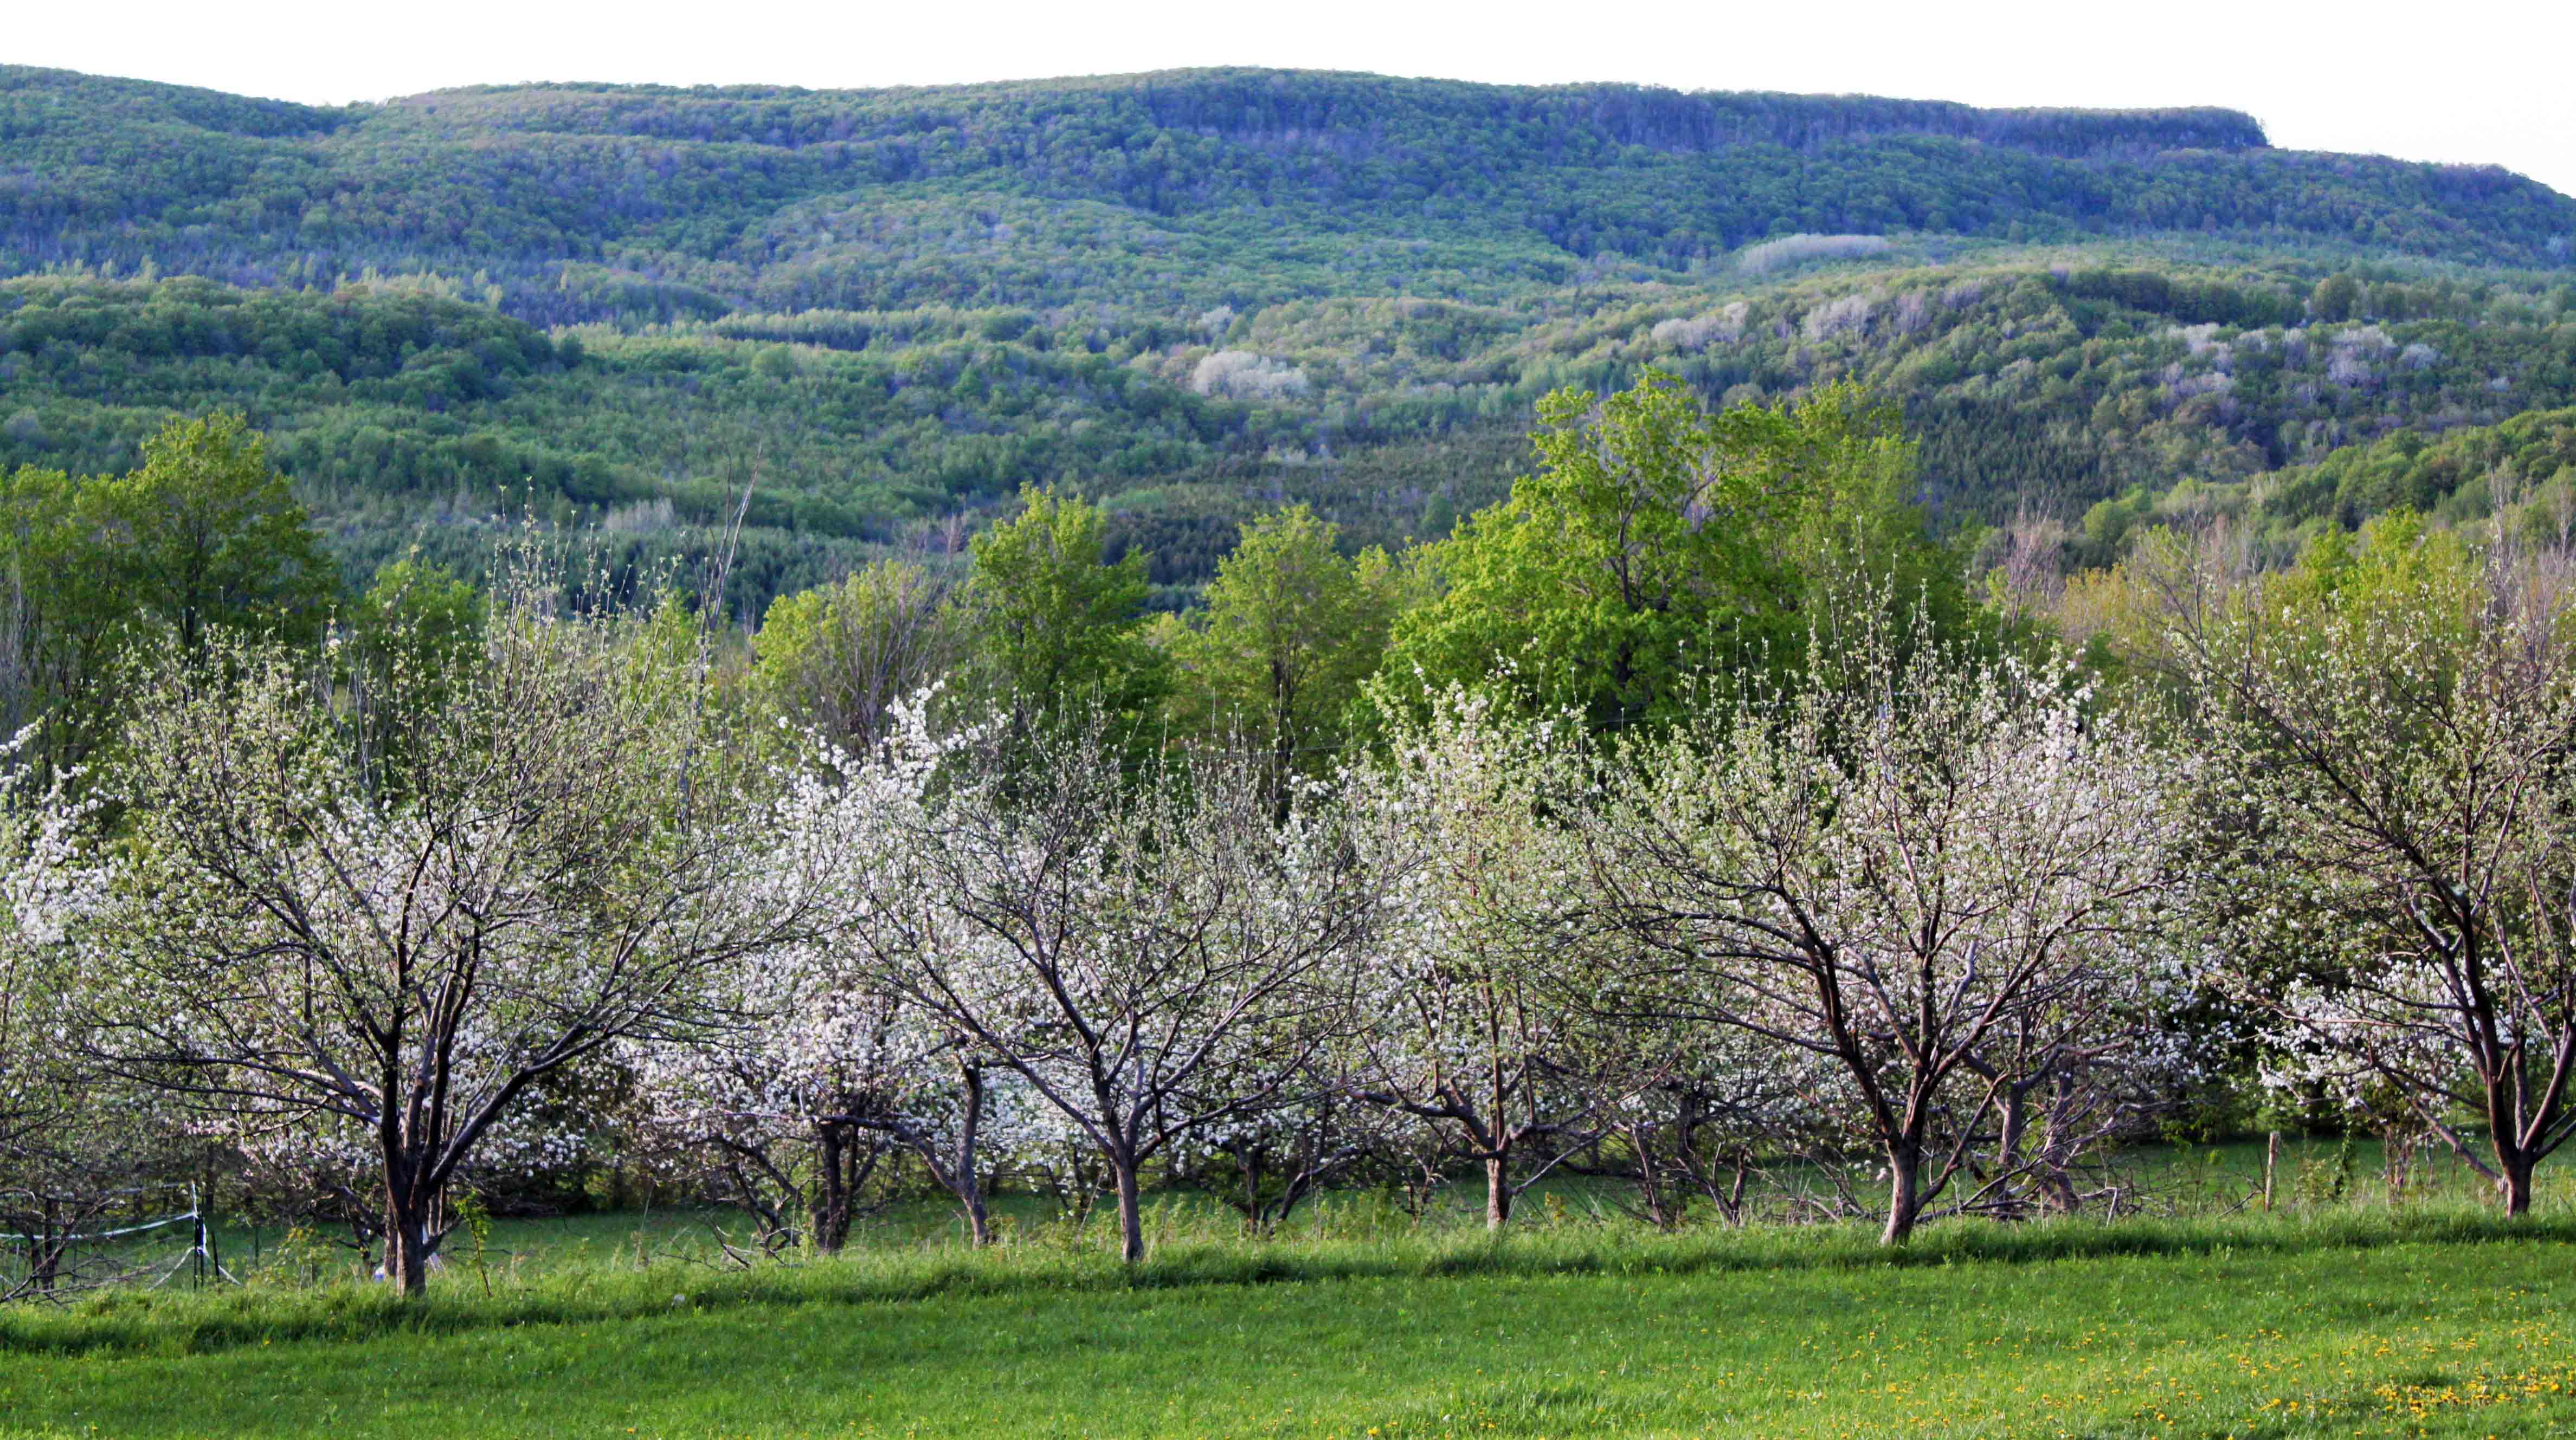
top-left (2072, 406), bottom-right (2576, 573)
top-left (0, 413), bottom-right (332, 777)
top-left (0, 250), bottom-right (2567, 614)
top-left (957, 486), bottom-right (1164, 733)
top-left (350, 556), bottom-right (486, 670)
top-left (1383, 374), bottom-right (1946, 729)
top-left (0, 66), bottom-right (2570, 612)
top-left (339, 555), bottom-right (487, 773)
top-left (1155, 505), bottom-right (1406, 778)
top-left (750, 558), bottom-right (960, 751)
top-left (105, 414), bottom-right (334, 653)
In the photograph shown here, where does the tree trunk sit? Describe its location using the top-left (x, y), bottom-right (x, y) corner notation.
top-left (2033, 1073), bottom-right (2083, 1215)
top-left (812, 1123), bottom-right (853, 1255)
top-left (2500, 1153), bottom-right (2535, 1216)
top-left (1628, 1122), bottom-right (1673, 1229)
top-left (1992, 1087), bottom-right (2027, 1197)
top-left (1484, 1153), bottom-right (1511, 1232)
top-left (959, 1174), bottom-right (993, 1248)
top-left (1883, 1142), bottom-right (1922, 1246)
top-left (954, 1061), bottom-right (991, 1247)
top-left (383, 1196), bottom-right (433, 1297)
top-left (1111, 1152), bottom-right (1145, 1264)
top-left (30, 1199), bottom-right (62, 1292)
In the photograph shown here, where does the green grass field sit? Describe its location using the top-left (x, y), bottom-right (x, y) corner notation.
top-left (2, 1140), bottom-right (2568, 1438)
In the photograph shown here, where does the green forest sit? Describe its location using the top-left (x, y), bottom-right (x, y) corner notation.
top-left (2, 64), bottom-right (2573, 616)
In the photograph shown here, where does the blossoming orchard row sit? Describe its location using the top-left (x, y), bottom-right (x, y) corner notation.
top-left (2, 521), bottom-right (2570, 1296)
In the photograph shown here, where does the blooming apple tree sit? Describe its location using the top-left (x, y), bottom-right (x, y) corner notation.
top-left (821, 711), bottom-right (1388, 1263)
top-left (0, 731), bottom-right (139, 1296)
top-left (75, 593), bottom-right (833, 1294)
top-left (1582, 611), bottom-right (2182, 1243)
top-left (2174, 524), bottom-right (2576, 1214)
top-left (1339, 688), bottom-right (1631, 1231)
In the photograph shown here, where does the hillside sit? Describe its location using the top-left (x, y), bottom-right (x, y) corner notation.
top-left (2, 65), bottom-right (2573, 605)
top-left (2076, 402), bottom-right (2576, 566)
top-left (7, 67), bottom-right (2572, 317)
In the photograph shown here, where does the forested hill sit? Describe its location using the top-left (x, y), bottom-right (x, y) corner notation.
top-left (2, 64), bottom-right (2574, 612)
top-left (4, 64), bottom-right (2572, 325)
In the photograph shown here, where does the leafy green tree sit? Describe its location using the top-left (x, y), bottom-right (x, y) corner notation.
top-left (101, 414), bottom-right (334, 654)
top-left (957, 486), bottom-right (1163, 732)
top-left (752, 559), bottom-right (961, 752)
top-left (350, 557), bottom-right (486, 674)
top-left (1156, 505), bottom-right (1405, 780)
top-left (0, 415), bottom-right (334, 779)
top-left (0, 466), bottom-right (122, 757)
top-left (1382, 373), bottom-right (1948, 731)
top-left (342, 556), bottom-right (488, 778)
top-left (2309, 272), bottom-right (2364, 323)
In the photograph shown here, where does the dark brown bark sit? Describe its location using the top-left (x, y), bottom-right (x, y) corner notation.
top-left (2502, 1154), bottom-right (2535, 1216)
top-left (952, 1062), bottom-right (993, 1247)
top-left (1111, 1151), bottom-right (1145, 1264)
top-left (1883, 1140), bottom-right (1922, 1246)
top-left (383, 1194), bottom-right (434, 1297)
top-left (1626, 1121), bottom-right (1676, 1230)
top-left (811, 1123), bottom-right (854, 1255)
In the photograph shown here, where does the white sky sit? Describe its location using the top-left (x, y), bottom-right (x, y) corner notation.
top-left (15, 0), bottom-right (2576, 198)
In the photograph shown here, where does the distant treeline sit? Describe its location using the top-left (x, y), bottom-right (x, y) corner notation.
top-left (3, 64), bottom-right (2569, 331)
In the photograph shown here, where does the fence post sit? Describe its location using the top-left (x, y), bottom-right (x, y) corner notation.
top-left (2263, 1131), bottom-right (2279, 1212)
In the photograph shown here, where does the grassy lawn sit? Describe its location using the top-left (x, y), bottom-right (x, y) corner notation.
top-left (3, 1208), bottom-right (2573, 1438)
top-left (81, 1133), bottom-right (2522, 1291)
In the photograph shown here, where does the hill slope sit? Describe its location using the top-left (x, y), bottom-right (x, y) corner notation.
top-left (2, 66), bottom-right (2572, 606)
top-left (7, 66), bottom-right (2571, 319)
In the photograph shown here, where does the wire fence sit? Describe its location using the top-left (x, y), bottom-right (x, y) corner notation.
top-left (0, 1183), bottom-right (235, 1303)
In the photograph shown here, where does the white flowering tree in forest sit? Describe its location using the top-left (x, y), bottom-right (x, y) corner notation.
top-left (630, 968), bottom-right (906, 1254)
top-left (0, 733), bottom-right (143, 1295)
top-left (0, 733), bottom-right (89, 1158)
top-left (825, 711), bottom-right (1387, 1263)
top-left (2172, 519), bottom-right (2576, 1215)
top-left (680, 711), bottom-right (1070, 1249)
top-left (1582, 612), bottom-right (2181, 1243)
top-left (76, 591), bottom-right (830, 1294)
top-left (1341, 689), bottom-right (1627, 1231)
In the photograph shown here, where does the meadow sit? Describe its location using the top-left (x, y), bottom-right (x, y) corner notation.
top-left (3, 1141), bottom-right (2572, 1439)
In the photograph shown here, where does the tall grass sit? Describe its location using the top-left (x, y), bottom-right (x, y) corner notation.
top-left (6, 1197), bottom-right (2560, 1361)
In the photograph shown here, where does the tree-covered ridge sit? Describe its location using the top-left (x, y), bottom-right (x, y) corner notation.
top-left (4, 254), bottom-right (2573, 608)
top-left (2071, 403), bottom-right (2576, 568)
top-left (2, 63), bottom-right (2569, 326)
top-left (396, 70), bottom-right (2269, 157)
top-left (3, 63), bottom-right (2573, 612)
top-left (0, 64), bottom-right (347, 138)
